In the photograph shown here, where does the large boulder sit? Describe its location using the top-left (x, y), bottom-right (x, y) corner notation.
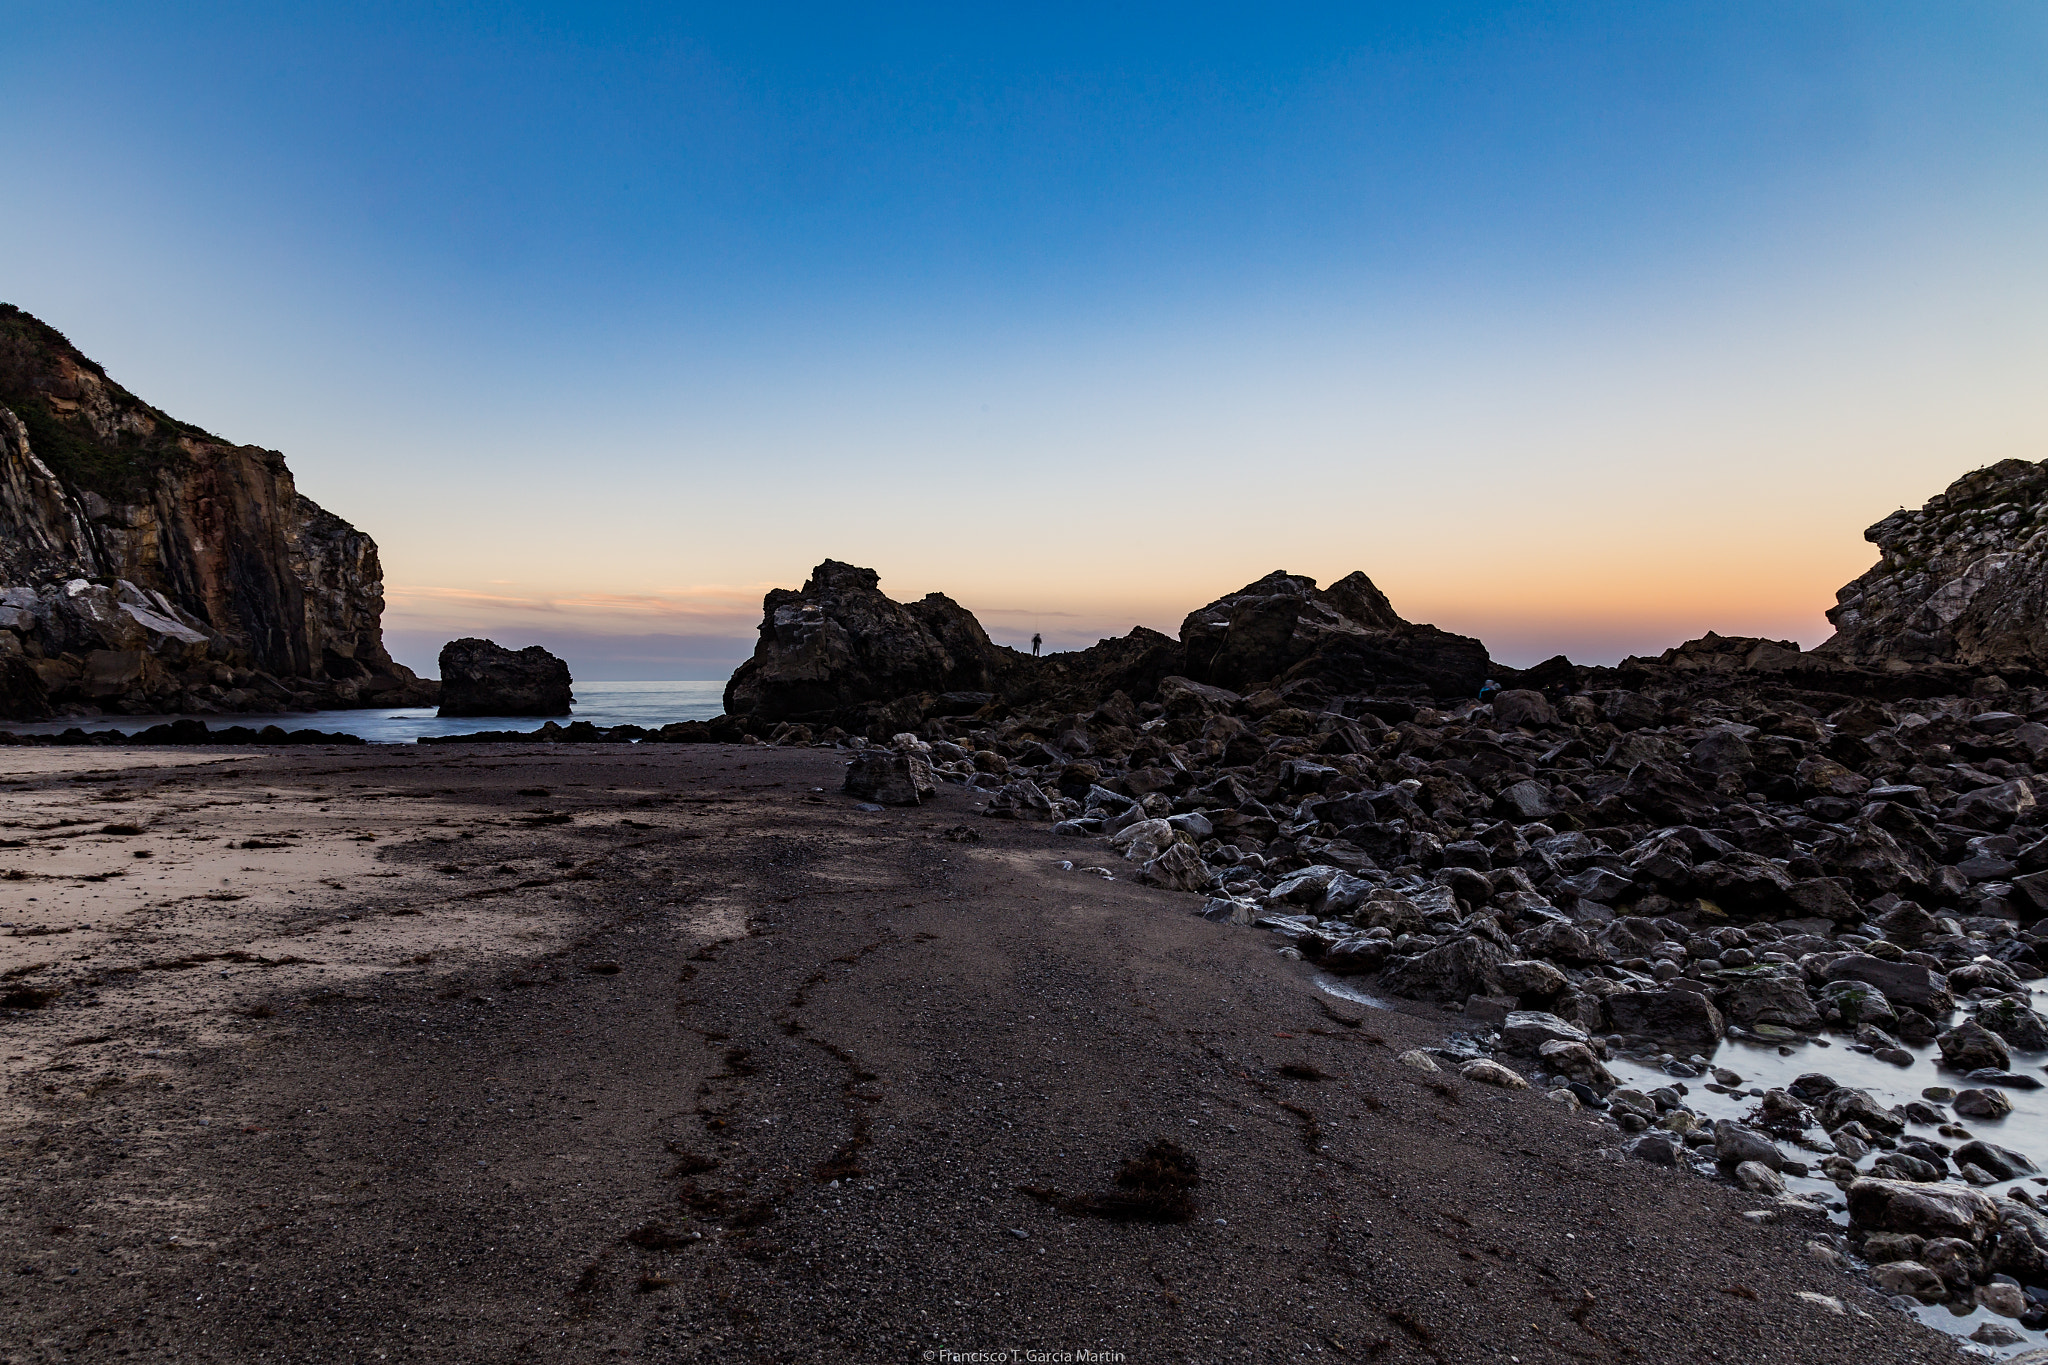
top-left (1717, 972), bottom-right (1820, 1029)
top-left (1605, 989), bottom-right (1726, 1045)
top-left (1847, 1178), bottom-right (2001, 1246)
top-left (723, 561), bottom-right (1012, 728)
top-left (1177, 570), bottom-right (1490, 699)
top-left (842, 749), bottom-right (936, 806)
top-left (1820, 954), bottom-right (1954, 1016)
top-left (1378, 936), bottom-right (1508, 1003)
top-left (436, 638), bottom-right (573, 717)
top-left (1938, 1019), bottom-right (2014, 1074)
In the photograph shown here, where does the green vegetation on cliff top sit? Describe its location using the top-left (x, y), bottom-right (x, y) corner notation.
top-left (0, 303), bottom-right (225, 496)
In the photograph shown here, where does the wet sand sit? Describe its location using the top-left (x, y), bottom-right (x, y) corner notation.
top-left (0, 744), bottom-right (1970, 1363)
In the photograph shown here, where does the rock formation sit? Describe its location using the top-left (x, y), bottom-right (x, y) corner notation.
top-left (1178, 569), bottom-right (1489, 697)
top-left (436, 638), bottom-right (573, 717)
top-left (1819, 458), bottom-right (2048, 676)
top-left (722, 560), bottom-right (1482, 736)
top-left (0, 304), bottom-right (434, 720)
top-left (723, 560), bottom-right (1015, 732)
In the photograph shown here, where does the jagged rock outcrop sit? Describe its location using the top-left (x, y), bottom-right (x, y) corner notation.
top-left (1179, 570), bottom-right (1490, 697)
top-left (1820, 458), bottom-right (2048, 676)
top-left (437, 639), bottom-right (573, 717)
top-left (723, 561), bottom-right (1493, 736)
top-left (0, 304), bottom-right (433, 720)
top-left (723, 560), bottom-right (1018, 730)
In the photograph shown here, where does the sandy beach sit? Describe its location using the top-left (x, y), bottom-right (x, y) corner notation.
top-left (0, 742), bottom-right (1967, 1363)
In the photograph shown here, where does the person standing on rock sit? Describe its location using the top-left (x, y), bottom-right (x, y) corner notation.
top-left (1031, 633), bottom-right (1042, 657)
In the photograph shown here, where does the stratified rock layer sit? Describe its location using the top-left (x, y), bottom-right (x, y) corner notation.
top-left (1820, 458), bottom-right (2048, 675)
top-left (436, 639), bottom-right (573, 717)
top-left (0, 304), bottom-right (433, 719)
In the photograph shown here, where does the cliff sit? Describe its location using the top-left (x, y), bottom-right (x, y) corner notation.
top-left (0, 304), bottom-right (433, 719)
top-left (1817, 458), bottom-right (2048, 678)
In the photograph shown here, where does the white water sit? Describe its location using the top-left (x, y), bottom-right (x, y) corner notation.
top-left (1598, 1012), bottom-right (2048, 1358)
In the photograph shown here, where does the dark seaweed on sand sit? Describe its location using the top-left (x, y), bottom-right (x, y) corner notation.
top-left (1020, 1138), bottom-right (1201, 1224)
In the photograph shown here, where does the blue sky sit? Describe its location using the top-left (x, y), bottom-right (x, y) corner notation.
top-left (6, 3), bottom-right (2046, 677)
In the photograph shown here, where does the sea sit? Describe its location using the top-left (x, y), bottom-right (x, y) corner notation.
top-left (0, 680), bottom-right (731, 744)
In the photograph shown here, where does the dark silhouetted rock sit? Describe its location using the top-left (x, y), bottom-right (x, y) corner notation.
top-left (436, 638), bottom-right (573, 717)
top-left (1178, 570), bottom-right (1490, 698)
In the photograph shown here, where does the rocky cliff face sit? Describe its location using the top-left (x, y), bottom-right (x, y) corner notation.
top-left (0, 304), bottom-right (433, 720)
top-left (1819, 459), bottom-right (2048, 676)
top-left (724, 560), bottom-right (1492, 737)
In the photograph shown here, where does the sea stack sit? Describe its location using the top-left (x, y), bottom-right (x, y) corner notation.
top-left (436, 638), bottom-right (574, 716)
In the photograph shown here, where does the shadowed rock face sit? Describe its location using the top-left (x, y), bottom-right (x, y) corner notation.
top-left (723, 560), bottom-right (1014, 728)
top-left (0, 304), bottom-right (433, 719)
top-left (724, 561), bottom-right (1494, 735)
top-left (1179, 569), bottom-right (1490, 697)
top-left (437, 639), bottom-right (574, 717)
top-left (1820, 458), bottom-right (2048, 674)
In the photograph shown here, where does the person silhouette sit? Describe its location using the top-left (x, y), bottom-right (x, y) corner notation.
top-left (1031, 633), bottom-right (1042, 657)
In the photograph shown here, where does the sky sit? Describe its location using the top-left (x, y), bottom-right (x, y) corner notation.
top-left (5, 2), bottom-right (2046, 679)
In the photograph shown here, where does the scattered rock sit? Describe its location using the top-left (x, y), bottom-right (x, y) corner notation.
top-left (1459, 1058), bottom-right (1528, 1089)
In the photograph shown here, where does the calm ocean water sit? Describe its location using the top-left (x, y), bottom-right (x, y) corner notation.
top-left (0, 680), bottom-right (731, 744)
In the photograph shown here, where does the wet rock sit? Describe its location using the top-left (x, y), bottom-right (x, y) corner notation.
top-left (1820, 954), bottom-right (1955, 1016)
top-left (1626, 1132), bottom-right (1681, 1166)
top-left (1976, 996), bottom-right (2048, 1052)
top-left (1379, 936), bottom-right (1508, 1003)
top-left (1847, 1177), bottom-right (2001, 1245)
top-left (1972, 1307), bottom-right (2026, 1338)
top-left (842, 748), bottom-right (937, 805)
top-left (1868, 1260), bottom-right (1945, 1300)
top-left (1990, 1199), bottom-right (2048, 1286)
top-left (1817, 980), bottom-right (1897, 1029)
top-left (1939, 1019), bottom-right (2015, 1073)
top-left (1788, 1072), bottom-right (1842, 1104)
top-left (1606, 989), bottom-right (1726, 1046)
top-left (1735, 1160), bottom-right (1786, 1195)
top-left (1717, 973), bottom-right (1820, 1029)
top-left (1819, 1087), bottom-right (1906, 1136)
top-left (1955, 1088), bottom-right (2016, 1120)
top-left (1713, 1119), bottom-right (1786, 1171)
top-left (1871, 1152), bottom-right (1944, 1183)
top-left (1967, 1069), bottom-right (2045, 1090)
top-left (1921, 1236), bottom-right (1985, 1289)
top-left (1536, 1039), bottom-right (1616, 1089)
top-left (1500, 1010), bottom-right (1587, 1054)
top-left (1861, 1232), bottom-right (1925, 1264)
top-left (1957, 1141), bottom-right (2039, 1183)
